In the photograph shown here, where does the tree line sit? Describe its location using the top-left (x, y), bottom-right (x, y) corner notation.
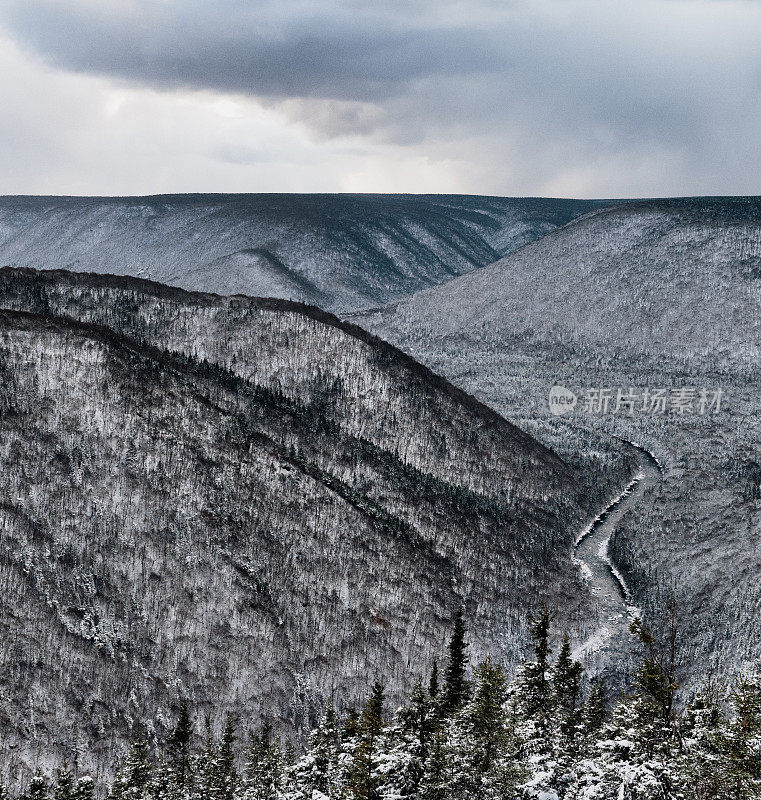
top-left (5, 607), bottom-right (761, 800)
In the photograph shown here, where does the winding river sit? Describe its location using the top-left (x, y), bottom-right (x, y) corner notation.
top-left (573, 441), bottom-right (663, 662)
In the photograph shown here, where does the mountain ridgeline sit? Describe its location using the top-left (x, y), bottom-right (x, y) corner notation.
top-left (356, 196), bottom-right (761, 690)
top-left (0, 268), bottom-right (601, 785)
top-left (359, 196), bottom-right (761, 370)
top-left (0, 194), bottom-right (612, 313)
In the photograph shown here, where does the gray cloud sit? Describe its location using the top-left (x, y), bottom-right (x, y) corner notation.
top-left (0, 0), bottom-right (760, 197)
top-left (0, 0), bottom-right (505, 101)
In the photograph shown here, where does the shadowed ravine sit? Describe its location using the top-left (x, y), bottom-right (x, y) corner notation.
top-left (573, 442), bottom-right (663, 668)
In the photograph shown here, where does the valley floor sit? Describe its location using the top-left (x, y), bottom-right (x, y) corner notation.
top-left (572, 444), bottom-right (662, 680)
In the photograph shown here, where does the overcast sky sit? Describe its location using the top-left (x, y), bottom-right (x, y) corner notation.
top-left (0, 0), bottom-right (759, 198)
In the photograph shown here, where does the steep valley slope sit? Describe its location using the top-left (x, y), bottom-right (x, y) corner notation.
top-left (0, 194), bottom-right (613, 313)
top-left (357, 196), bottom-right (761, 688)
top-left (0, 268), bottom-right (621, 785)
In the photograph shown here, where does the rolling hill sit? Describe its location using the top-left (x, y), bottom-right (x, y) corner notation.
top-left (0, 194), bottom-right (613, 313)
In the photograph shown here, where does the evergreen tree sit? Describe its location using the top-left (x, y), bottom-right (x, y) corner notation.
top-left (722, 673), bottom-right (761, 798)
top-left (289, 703), bottom-right (340, 799)
top-left (448, 659), bottom-right (524, 799)
top-left (520, 605), bottom-right (553, 719)
top-left (378, 680), bottom-right (433, 799)
top-left (417, 729), bottom-right (450, 800)
top-left (54, 762), bottom-right (75, 800)
top-left (678, 687), bottom-right (731, 798)
top-left (242, 722), bottom-right (283, 800)
top-left (630, 597), bottom-right (680, 730)
top-left (553, 635), bottom-right (582, 714)
top-left (110, 731), bottom-right (153, 800)
top-left (166, 702), bottom-right (193, 798)
top-left (552, 633), bottom-right (584, 749)
top-left (25, 773), bottom-right (49, 800)
top-left (511, 606), bottom-right (559, 795)
top-left (194, 716), bottom-right (220, 800)
top-left (467, 660), bottom-right (509, 775)
top-left (588, 694), bottom-right (680, 799)
top-left (428, 662), bottom-right (439, 701)
top-left (548, 635), bottom-right (585, 795)
top-left (582, 680), bottom-right (607, 736)
top-left (343, 708), bottom-right (360, 741)
top-left (216, 716), bottom-right (238, 800)
top-left (441, 610), bottom-right (470, 717)
top-left (349, 681), bottom-right (385, 800)
top-left (310, 703), bottom-right (340, 797)
top-left (626, 608), bottom-right (682, 773)
top-left (149, 759), bottom-right (173, 800)
top-left (72, 777), bottom-right (95, 800)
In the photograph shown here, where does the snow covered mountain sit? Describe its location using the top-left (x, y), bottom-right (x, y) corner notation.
top-left (358, 197), bottom-right (761, 369)
top-left (357, 196), bottom-right (761, 686)
top-left (0, 267), bottom-right (612, 784)
top-left (0, 194), bottom-right (611, 313)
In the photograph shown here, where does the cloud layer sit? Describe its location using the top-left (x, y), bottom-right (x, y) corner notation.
top-left (1, 0), bottom-right (760, 196)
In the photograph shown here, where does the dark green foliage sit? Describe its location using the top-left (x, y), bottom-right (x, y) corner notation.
top-left (217, 716), bottom-right (238, 800)
top-left (428, 662), bottom-right (439, 701)
top-left (243, 722), bottom-right (283, 800)
top-left (630, 600), bottom-right (680, 727)
top-left (722, 675), bottom-right (761, 796)
top-left (196, 717), bottom-right (220, 800)
top-left (441, 610), bottom-right (470, 717)
top-left (71, 778), bottom-right (94, 800)
top-left (520, 605), bottom-right (553, 719)
top-left (291, 703), bottom-right (340, 798)
top-left (22, 775), bottom-right (48, 800)
top-left (350, 681), bottom-right (386, 800)
top-left (552, 634), bottom-right (583, 746)
top-left (109, 732), bottom-right (152, 800)
top-left (583, 680), bottom-right (607, 735)
top-left (392, 681), bottom-right (435, 796)
top-left (166, 702), bottom-right (193, 797)
top-left (417, 730), bottom-right (448, 800)
top-left (403, 681), bottom-right (434, 754)
top-left (358, 439), bottom-right (515, 520)
top-left (8, 607), bottom-right (761, 799)
top-left (53, 764), bottom-right (74, 800)
top-left (459, 659), bottom-right (515, 779)
top-left (343, 708), bottom-right (361, 741)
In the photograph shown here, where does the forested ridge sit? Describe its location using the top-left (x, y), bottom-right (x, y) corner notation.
top-left (2, 266), bottom-right (753, 797)
top-left (5, 610), bottom-right (760, 800)
top-left (0, 273), bottom-right (618, 784)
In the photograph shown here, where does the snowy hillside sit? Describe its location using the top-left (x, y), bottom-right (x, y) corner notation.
top-left (0, 268), bottom-right (620, 785)
top-left (360, 197), bottom-right (761, 369)
top-left (0, 194), bottom-right (612, 313)
top-left (357, 196), bottom-right (761, 686)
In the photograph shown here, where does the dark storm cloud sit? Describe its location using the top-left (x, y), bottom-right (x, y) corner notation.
top-left (3, 0), bottom-right (756, 148)
top-left (1, 0), bottom-right (761, 197)
top-left (0, 0), bottom-right (506, 102)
